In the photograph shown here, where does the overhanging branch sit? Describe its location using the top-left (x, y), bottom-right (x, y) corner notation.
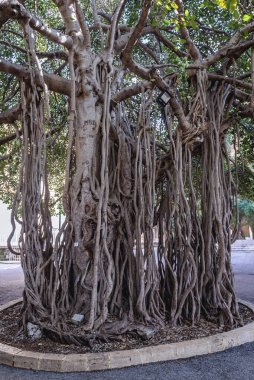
top-left (121, 0), bottom-right (153, 61)
top-left (0, 124), bottom-right (64, 147)
top-left (0, 0), bottom-right (73, 49)
top-left (112, 81), bottom-right (153, 105)
top-left (208, 73), bottom-right (252, 91)
top-left (0, 104), bottom-right (21, 125)
top-left (0, 40), bottom-right (68, 61)
top-left (0, 58), bottom-right (71, 96)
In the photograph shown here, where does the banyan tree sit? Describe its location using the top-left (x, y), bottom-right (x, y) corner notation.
top-left (0, 0), bottom-right (253, 344)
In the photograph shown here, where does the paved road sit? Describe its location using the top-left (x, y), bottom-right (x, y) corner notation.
top-left (0, 249), bottom-right (254, 379)
top-left (232, 250), bottom-right (254, 303)
top-left (0, 263), bottom-right (23, 305)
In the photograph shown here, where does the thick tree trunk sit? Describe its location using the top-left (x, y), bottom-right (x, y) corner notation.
top-left (3, 0), bottom-right (243, 345)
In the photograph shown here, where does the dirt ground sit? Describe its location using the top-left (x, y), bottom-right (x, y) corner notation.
top-left (0, 301), bottom-right (253, 355)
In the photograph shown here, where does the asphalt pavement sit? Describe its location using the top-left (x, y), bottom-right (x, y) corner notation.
top-left (0, 247), bottom-right (254, 380)
top-left (232, 249), bottom-right (254, 303)
top-left (0, 263), bottom-right (23, 305)
top-left (0, 342), bottom-right (254, 380)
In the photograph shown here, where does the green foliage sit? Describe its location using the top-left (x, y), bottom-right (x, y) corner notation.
top-left (242, 14), bottom-right (253, 23)
top-left (214, 0), bottom-right (238, 12)
top-left (0, 0), bottom-right (254, 213)
top-left (231, 119), bottom-right (254, 202)
top-left (238, 198), bottom-right (254, 229)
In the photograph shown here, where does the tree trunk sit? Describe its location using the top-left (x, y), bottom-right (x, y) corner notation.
top-left (3, 0), bottom-right (242, 345)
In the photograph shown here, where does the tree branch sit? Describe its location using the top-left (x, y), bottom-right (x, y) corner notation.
top-left (0, 0), bottom-right (25, 28)
top-left (174, 0), bottom-right (201, 62)
top-left (152, 29), bottom-right (187, 58)
top-left (138, 41), bottom-right (160, 64)
top-left (208, 73), bottom-right (252, 91)
top-left (107, 0), bottom-right (128, 54)
top-left (0, 58), bottom-right (71, 96)
top-left (0, 0), bottom-right (72, 49)
top-left (228, 21), bottom-right (254, 46)
top-left (205, 35), bottom-right (254, 67)
top-left (112, 81), bottom-right (153, 105)
top-left (74, 0), bottom-right (91, 48)
top-left (0, 104), bottom-right (21, 125)
top-left (98, 11), bottom-right (111, 22)
top-left (0, 40), bottom-right (68, 60)
top-left (121, 0), bottom-right (153, 62)
top-left (196, 20), bottom-right (230, 36)
top-left (0, 123), bottom-right (64, 147)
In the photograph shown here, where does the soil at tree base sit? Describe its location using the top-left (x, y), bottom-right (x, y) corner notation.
top-left (0, 303), bottom-right (253, 355)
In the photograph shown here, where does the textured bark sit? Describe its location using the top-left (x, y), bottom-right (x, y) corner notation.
top-left (2, 0), bottom-right (252, 345)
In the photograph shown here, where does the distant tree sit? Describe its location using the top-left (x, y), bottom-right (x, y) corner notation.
top-left (238, 198), bottom-right (254, 232)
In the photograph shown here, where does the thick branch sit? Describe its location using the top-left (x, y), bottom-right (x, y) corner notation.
top-left (122, 0), bottom-right (153, 61)
top-left (0, 104), bottom-right (21, 125)
top-left (0, 0), bottom-right (25, 28)
top-left (0, 40), bottom-right (68, 60)
top-left (234, 89), bottom-right (250, 102)
top-left (152, 29), bottom-right (187, 58)
top-left (0, 58), bottom-right (71, 96)
top-left (0, 130), bottom-right (21, 146)
top-left (112, 81), bottom-right (153, 104)
top-left (52, 0), bottom-right (81, 37)
top-left (121, 51), bottom-right (190, 132)
top-left (0, 124), bottom-right (64, 147)
top-left (138, 41), bottom-right (160, 64)
top-left (0, 0), bottom-right (72, 48)
top-left (208, 73), bottom-right (252, 91)
top-left (174, 0), bottom-right (201, 62)
top-left (205, 36), bottom-right (254, 67)
top-left (98, 11), bottom-right (111, 22)
top-left (74, 0), bottom-right (91, 48)
top-left (228, 21), bottom-right (254, 46)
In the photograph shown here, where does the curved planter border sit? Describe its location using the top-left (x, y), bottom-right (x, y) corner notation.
top-left (0, 298), bottom-right (254, 372)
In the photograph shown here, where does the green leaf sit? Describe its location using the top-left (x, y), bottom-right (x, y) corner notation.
top-left (200, 0), bottom-right (209, 7)
top-left (243, 14), bottom-right (252, 22)
top-left (227, 0), bottom-right (238, 12)
top-left (190, 20), bottom-right (199, 29)
top-left (151, 19), bottom-right (158, 27)
top-left (171, 2), bottom-right (178, 10)
top-left (217, 0), bottom-right (227, 9)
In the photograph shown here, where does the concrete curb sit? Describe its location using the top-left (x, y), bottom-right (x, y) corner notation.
top-left (0, 298), bottom-right (23, 312)
top-left (0, 298), bottom-right (254, 372)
